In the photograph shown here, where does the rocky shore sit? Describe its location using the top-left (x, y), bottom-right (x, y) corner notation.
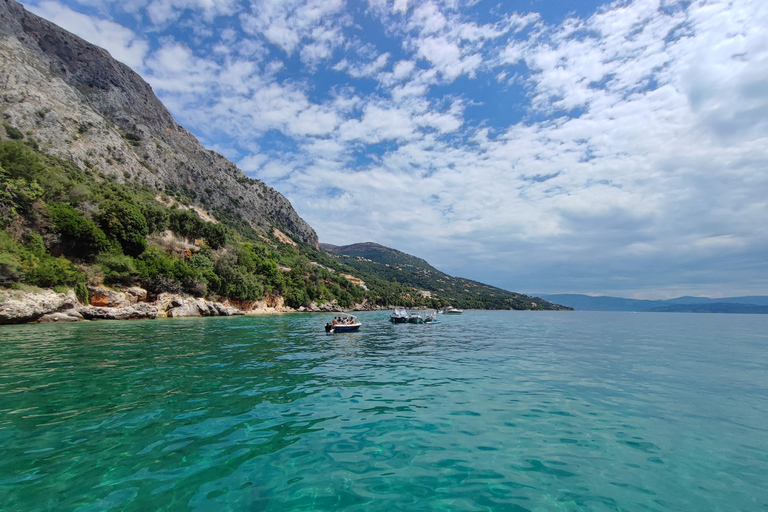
top-left (0, 286), bottom-right (386, 325)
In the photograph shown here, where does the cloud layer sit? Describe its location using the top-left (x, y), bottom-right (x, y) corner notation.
top-left (22, 0), bottom-right (768, 298)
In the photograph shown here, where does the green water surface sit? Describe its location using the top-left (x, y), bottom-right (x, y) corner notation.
top-left (1, 311), bottom-right (767, 511)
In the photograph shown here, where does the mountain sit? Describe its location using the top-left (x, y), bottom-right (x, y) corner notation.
top-left (321, 243), bottom-right (570, 310)
top-left (537, 294), bottom-right (768, 313)
top-left (0, 0), bottom-right (568, 314)
top-left (649, 303), bottom-right (768, 314)
top-left (0, 0), bottom-right (316, 247)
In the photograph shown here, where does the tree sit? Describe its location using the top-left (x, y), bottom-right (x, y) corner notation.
top-left (98, 200), bottom-right (148, 256)
top-left (48, 202), bottom-right (108, 260)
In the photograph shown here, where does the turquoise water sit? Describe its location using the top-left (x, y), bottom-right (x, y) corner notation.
top-left (1, 311), bottom-right (767, 511)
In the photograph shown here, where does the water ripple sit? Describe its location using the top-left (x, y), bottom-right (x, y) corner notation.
top-left (1, 312), bottom-right (767, 511)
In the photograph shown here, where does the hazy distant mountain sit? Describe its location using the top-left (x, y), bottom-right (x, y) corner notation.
top-left (322, 243), bottom-right (571, 310)
top-left (537, 294), bottom-right (768, 313)
top-left (649, 303), bottom-right (768, 314)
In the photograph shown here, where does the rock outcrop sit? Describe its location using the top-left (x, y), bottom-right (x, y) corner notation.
top-left (0, 285), bottom-right (389, 324)
top-left (0, 286), bottom-right (246, 324)
top-left (78, 303), bottom-right (158, 321)
top-left (0, 0), bottom-right (318, 248)
top-left (154, 294), bottom-right (243, 318)
top-left (0, 289), bottom-right (81, 324)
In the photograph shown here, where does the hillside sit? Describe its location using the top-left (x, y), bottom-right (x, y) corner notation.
top-left (322, 243), bottom-right (569, 310)
top-left (0, 0), bottom-right (316, 246)
top-left (0, 0), bottom-right (569, 315)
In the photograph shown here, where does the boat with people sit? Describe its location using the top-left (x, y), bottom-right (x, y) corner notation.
top-left (424, 310), bottom-right (441, 324)
top-left (389, 307), bottom-right (409, 323)
top-left (444, 307), bottom-right (463, 315)
top-left (325, 313), bottom-right (362, 333)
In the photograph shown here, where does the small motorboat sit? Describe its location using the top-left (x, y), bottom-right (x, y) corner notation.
top-left (407, 311), bottom-right (424, 324)
top-left (389, 307), bottom-right (409, 323)
top-left (444, 307), bottom-right (463, 315)
top-left (325, 313), bottom-right (362, 333)
top-left (424, 310), bottom-right (441, 324)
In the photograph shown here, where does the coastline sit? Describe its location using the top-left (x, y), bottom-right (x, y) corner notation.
top-left (0, 286), bottom-right (386, 325)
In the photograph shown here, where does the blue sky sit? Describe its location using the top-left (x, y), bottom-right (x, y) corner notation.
top-left (20, 0), bottom-right (768, 299)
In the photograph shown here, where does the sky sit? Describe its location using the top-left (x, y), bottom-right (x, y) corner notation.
top-left (18, 0), bottom-right (768, 299)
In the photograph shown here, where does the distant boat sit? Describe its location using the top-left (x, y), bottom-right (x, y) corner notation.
top-left (444, 307), bottom-right (463, 315)
top-left (390, 307), bottom-right (409, 323)
top-left (407, 311), bottom-right (425, 324)
top-left (325, 313), bottom-right (362, 333)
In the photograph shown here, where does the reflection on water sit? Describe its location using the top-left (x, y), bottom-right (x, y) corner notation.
top-left (1, 311), bottom-right (767, 511)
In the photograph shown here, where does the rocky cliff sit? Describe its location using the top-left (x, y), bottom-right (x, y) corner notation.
top-left (0, 0), bottom-right (317, 247)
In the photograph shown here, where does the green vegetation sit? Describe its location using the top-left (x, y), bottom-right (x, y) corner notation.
top-left (0, 139), bottom-right (418, 308)
top-left (0, 138), bottom-right (563, 310)
top-left (323, 243), bottom-right (565, 310)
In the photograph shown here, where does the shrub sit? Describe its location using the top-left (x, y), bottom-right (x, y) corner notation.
top-left (3, 123), bottom-right (24, 140)
top-left (97, 253), bottom-right (138, 286)
top-left (98, 200), bottom-right (148, 256)
top-left (142, 203), bottom-right (169, 234)
top-left (285, 286), bottom-right (310, 308)
top-left (24, 255), bottom-right (85, 287)
top-left (146, 275), bottom-right (181, 295)
top-left (0, 252), bottom-right (21, 286)
top-left (202, 222), bottom-right (227, 249)
top-left (48, 202), bottom-right (108, 260)
top-left (74, 282), bottom-right (89, 304)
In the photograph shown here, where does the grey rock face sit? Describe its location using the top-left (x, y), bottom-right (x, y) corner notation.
top-left (78, 303), bottom-right (158, 320)
top-left (0, 289), bottom-right (80, 324)
top-left (38, 310), bottom-right (84, 323)
top-left (0, 0), bottom-right (318, 248)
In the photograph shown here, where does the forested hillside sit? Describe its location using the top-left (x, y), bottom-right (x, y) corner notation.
top-left (322, 243), bottom-right (568, 310)
top-left (0, 138), bottom-right (569, 311)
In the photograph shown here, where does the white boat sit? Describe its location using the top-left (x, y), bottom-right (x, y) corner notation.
top-left (325, 313), bottom-right (362, 333)
top-left (389, 307), bottom-right (409, 323)
top-left (444, 307), bottom-right (463, 315)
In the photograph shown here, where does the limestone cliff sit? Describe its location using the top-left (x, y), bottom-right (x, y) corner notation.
top-left (0, 0), bottom-right (318, 247)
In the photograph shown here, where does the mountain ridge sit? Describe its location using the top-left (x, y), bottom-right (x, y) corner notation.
top-left (322, 242), bottom-right (570, 310)
top-left (537, 293), bottom-right (768, 313)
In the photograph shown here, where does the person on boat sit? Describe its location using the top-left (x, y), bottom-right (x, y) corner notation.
top-left (332, 317), bottom-right (338, 326)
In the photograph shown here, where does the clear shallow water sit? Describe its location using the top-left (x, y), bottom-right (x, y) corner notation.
top-left (1, 311), bottom-right (767, 512)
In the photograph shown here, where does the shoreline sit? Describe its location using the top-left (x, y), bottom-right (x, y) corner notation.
top-left (0, 286), bottom-right (387, 325)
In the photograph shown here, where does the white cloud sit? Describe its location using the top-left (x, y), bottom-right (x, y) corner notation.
top-left (392, 59), bottom-right (416, 79)
top-left (240, 0), bottom-right (346, 57)
top-left (145, 42), bottom-right (219, 94)
top-left (414, 35), bottom-right (482, 81)
top-left (338, 104), bottom-right (419, 143)
top-left (392, 0), bottom-right (408, 14)
top-left (335, 52), bottom-right (391, 78)
top-left (22, 0), bottom-right (768, 296)
top-left (145, 0), bottom-right (238, 24)
top-left (409, 2), bottom-right (446, 34)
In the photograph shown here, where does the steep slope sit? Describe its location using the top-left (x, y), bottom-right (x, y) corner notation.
top-left (0, 0), bottom-right (317, 247)
top-left (322, 242), bottom-right (569, 310)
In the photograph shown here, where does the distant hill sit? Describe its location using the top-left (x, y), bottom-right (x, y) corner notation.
top-left (321, 243), bottom-right (570, 311)
top-left (537, 294), bottom-right (768, 313)
top-left (649, 303), bottom-right (768, 314)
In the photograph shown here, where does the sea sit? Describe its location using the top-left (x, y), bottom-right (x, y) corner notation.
top-left (1, 310), bottom-right (767, 512)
